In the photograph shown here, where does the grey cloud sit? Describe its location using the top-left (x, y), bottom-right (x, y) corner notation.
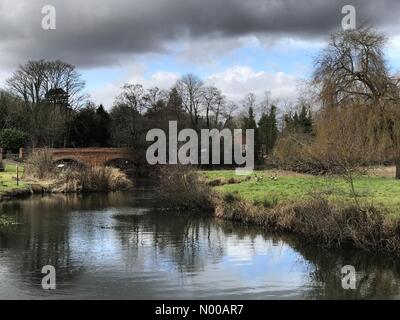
top-left (0, 0), bottom-right (399, 69)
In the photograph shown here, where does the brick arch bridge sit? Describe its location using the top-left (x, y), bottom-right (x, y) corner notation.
top-left (42, 148), bottom-right (137, 167)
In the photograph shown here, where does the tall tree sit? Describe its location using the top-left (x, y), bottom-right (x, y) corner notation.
top-left (258, 105), bottom-right (278, 153)
top-left (202, 86), bottom-right (223, 129)
top-left (115, 84), bottom-right (147, 113)
top-left (313, 27), bottom-right (400, 178)
top-left (6, 59), bottom-right (86, 147)
top-left (176, 74), bottom-right (203, 130)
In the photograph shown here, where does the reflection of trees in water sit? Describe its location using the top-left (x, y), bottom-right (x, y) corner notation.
top-left (211, 220), bottom-right (400, 299)
top-left (0, 191), bottom-right (152, 216)
top-left (2, 193), bottom-right (400, 299)
top-left (284, 238), bottom-right (400, 299)
top-left (0, 192), bottom-right (139, 288)
top-left (0, 196), bottom-right (76, 287)
top-left (114, 212), bottom-right (400, 299)
top-left (113, 212), bottom-right (226, 273)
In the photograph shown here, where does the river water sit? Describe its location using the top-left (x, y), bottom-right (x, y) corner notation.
top-left (0, 191), bottom-right (400, 300)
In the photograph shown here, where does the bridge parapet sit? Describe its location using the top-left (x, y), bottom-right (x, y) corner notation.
top-left (28, 148), bottom-right (137, 167)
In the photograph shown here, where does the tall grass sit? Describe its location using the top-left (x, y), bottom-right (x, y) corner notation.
top-left (215, 193), bottom-right (400, 256)
top-left (158, 169), bottom-right (400, 256)
top-left (23, 149), bottom-right (133, 193)
top-left (24, 149), bottom-right (54, 180)
top-left (155, 166), bottom-right (215, 211)
top-left (52, 166), bottom-right (133, 193)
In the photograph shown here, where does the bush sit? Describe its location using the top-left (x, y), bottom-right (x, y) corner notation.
top-left (254, 196), bottom-right (278, 208)
top-left (223, 191), bottom-right (240, 204)
top-left (215, 194), bottom-right (400, 255)
top-left (53, 166), bottom-right (133, 193)
top-left (0, 129), bottom-right (29, 153)
top-left (24, 149), bottom-right (54, 180)
top-left (156, 165), bottom-right (215, 211)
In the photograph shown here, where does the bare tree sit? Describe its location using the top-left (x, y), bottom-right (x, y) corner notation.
top-left (313, 27), bottom-right (400, 179)
top-left (242, 93), bottom-right (257, 112)
top-left (211, 90), bottom-right (227, 128)
top-left (176, 74), bottom-right (203, 129)
top-left (221, 101), bottom-right (239, 128)
top-left (115, 84), bottom-right (147, 113)
top-left (7, 60), bottom-right (86, 108)
top-left (314, 27), bottom-right (398, 107)
top-left (144, 86), bottom-right (168, 111)
top-left (6, 59), bottom-right (87, 147)
top-left (202, 86), bottom-right (224, 128)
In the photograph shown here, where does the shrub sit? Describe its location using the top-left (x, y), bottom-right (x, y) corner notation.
top-left (223, 191), bottom-right (240, 204)
top-left (156, 165), bottom-right (215, 211)
top-left (0, 129), bottom-right (29, 153)
top-left (24, 149), bottom-right (55, 180)
top-left (254, 196), bottom-right (278, 208)
top-left (226, 177), bottom-right (238, 184)
top-left (52, 166), bottom-right (133, 193)
top-left (215, 194), bottom-right (400, 255)
top-left (207, 178), bottom-right (222, 186)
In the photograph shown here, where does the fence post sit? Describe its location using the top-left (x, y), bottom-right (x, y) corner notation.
top-left (0, 148), bottom-right (3, 160)
top-left (16, 164), bottom-right (19, 186)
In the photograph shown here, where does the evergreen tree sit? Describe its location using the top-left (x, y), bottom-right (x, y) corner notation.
top-left (95, 104), bottom-right (111, 146)
top-left (283, 105), bottom-right (313, 134)
top-left (258, 105), bottom-right (278, 153)
top-left (242, 107), bottom-right (260, 161)
top-left (242, 107), bottom-right (257, 131)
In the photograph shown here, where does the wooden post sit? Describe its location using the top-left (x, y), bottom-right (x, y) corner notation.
top-left (16, 164), bottom-right (19, 186)
top-left (0, 148), bottom-right (3, 160)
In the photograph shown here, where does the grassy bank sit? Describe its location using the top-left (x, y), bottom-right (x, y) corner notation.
top-left (0, 154), bottom-right (133, 200)
top-left (156, 167), bottom-right (400, 256)
top-left (200, 168), bottom-right (400, 217)
top-left (21, 149), bottom-right (133, 193)
top-left (0, 162), bottom-right (26, 193)
top-left (0, 162), bottom-right (26, 225)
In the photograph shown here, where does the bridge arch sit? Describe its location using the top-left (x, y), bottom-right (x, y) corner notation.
top-left (53, 157), bottom-right (87, 168)
top-left (34, 148), bottom-right (138, 167)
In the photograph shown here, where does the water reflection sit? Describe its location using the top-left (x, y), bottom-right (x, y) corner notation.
top-left (0, 193), bottom-right (399, 299)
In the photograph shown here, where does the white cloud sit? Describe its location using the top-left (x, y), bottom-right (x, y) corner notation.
top-left (90, 64), bottom-right (300, 108)
top-left (205, 65), bottom-right (300, 104)
top-left (90, 65), bottom-right (180, 107)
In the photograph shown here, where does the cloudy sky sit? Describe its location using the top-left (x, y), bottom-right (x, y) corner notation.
top-left (1, 0), bottom-right (400, 107)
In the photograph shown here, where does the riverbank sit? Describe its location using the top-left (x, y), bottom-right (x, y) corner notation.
top-left (2, 191), bottom-right (398, 299)
top-left (200, 168), bottom-right (400, 217)
top-left (0, 162), bottom-right (31, 202)
top-left (0, 160), bottom-right (134, 204)
top-left (156, 167), bottom-right (400, 257)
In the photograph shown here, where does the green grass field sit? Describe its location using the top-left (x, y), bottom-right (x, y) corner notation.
top-left (200, 169), bottom-right (400, 215)
top-left (0, 162), bottom-right (26, 193)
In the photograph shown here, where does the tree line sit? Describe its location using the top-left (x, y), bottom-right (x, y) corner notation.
top-left (0, 61), bottom-right (307, 164)
top-left (2, 26), bottom-right (400, 178)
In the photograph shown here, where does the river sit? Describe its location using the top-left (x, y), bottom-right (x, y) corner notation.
top-left (0, 191), bottom-right (399, 299)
